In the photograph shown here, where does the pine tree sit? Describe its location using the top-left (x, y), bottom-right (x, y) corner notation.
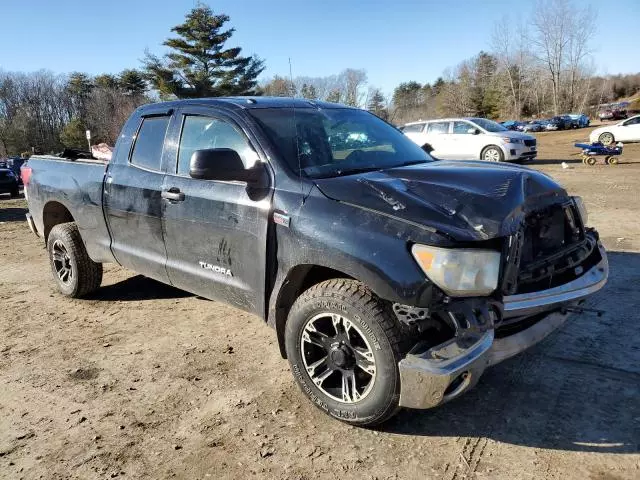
top-left (118, 69), bottom-right (147, 97)
top-left (368, 89), bottom-right (388, 119)
top-left (300, 83), bottom-right (318, 99)
top-left (143, 4), bottom-right (264, 98)
top-left (326, 89), bottom-right (341, 103)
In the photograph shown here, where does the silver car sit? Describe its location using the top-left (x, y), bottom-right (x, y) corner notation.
top-left (402, 117), bottom-right (537, 162)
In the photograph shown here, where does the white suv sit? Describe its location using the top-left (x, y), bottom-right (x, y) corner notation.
top-left (401, 117), bottom-right (537, 162)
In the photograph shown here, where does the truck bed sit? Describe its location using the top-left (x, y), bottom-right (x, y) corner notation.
top-left (25, 155), bottom-right (114, 263)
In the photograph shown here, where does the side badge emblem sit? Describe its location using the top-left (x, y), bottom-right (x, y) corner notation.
top-left (273, 211), bottom-right (290, 228)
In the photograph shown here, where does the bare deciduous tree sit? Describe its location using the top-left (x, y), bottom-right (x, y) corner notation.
top-left (532, 0), bottom-right (595, 114)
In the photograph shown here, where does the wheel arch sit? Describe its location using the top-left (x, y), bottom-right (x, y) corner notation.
top-left (272, 264), bottom-right (355, 358)
top-left (42, 201), bottom-right (75, 242)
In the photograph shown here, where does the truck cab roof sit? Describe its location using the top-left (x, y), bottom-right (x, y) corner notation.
top-left (136, 96), bottom-right (351, 114)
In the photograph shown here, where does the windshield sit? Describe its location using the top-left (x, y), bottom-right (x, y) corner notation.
top-left (469, 118), bottom-right (508, 133)
top-left (249, 107), bottom-right (433, 178)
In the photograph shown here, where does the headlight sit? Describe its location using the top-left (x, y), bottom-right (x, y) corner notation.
top-left (573, 196), bottom-right (588, 225)
top-left (411, 244), bottom-right (501, 297)
top-left (501, 137), bottom-right (522, 144)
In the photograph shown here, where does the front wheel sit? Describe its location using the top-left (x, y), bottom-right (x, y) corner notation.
top-left (285, 279), bottom-right (404, 426)
top-left (482, 145), bottom-right (504, 162)
top-left (47, 222), bottom-right (103, 297)
top-left (10, 187), bottom-right (19, 198)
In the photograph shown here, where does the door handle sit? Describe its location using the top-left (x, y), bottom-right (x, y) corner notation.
top-left (161, 188), bottom-right (185, 202)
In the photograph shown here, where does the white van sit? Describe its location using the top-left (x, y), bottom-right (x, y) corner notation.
top-left (401, 117), bottom-right (537, 162)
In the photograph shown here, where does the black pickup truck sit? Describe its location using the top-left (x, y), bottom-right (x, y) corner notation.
top-left (22, 97), bottom-right (608, 426)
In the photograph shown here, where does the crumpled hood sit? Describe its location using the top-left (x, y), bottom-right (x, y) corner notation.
top-left (314, 160), bottom-right (569, 241)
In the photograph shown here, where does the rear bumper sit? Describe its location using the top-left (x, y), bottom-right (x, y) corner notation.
top-left (398, 244), bottom-right (608, 409)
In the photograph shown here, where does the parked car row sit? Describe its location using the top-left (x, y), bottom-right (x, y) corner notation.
top-left (501, 114), bottom-right (590, 132)
top-left (400, 117), bottom-right (537, 162)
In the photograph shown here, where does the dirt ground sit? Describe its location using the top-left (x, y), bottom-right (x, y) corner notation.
top-left (1, 125), bottom-right (639, 480)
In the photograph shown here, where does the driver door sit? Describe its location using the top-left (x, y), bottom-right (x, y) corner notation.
top-left (618, 116), bottom-right (640, 142)
top-left (449, 121), bottom-right (479, 159)
top-left (161, 106), bottom-right (273, 315)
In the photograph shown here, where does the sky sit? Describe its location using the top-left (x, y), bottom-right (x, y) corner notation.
top-left (1, 0), bottom-right (638, 95)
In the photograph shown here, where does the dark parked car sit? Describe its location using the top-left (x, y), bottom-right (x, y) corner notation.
top-left (501, 120), bottom-right (526, 131)
top-left (599, 109), bottom-right (628, 121)
top-left (548, 116), bottom-right (573, 130)
top-left (21, 97), bottom-right (608, 426)
top-left (568, 114), bottom-right (590, 128)
top-left (0, 168), bottom-right (20, 197)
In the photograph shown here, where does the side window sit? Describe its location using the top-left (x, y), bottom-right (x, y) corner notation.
top-left (130, 116), bottom-right (170, 171)
top-left (402, 123), bottom-right (425, 133)
top-left (452, 121), bottom-right (473, 134)
top-left (427, 122), bottom-right (450, 134)
top-left (177, 116), bottom-right (259, 176)
top-left (623, 117), bottom-right (640, 126)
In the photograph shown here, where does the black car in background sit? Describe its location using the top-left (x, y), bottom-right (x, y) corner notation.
top-left (549, 115), bottom-right (574, 130)
top-left (0, 168), bottom-right (20, 197)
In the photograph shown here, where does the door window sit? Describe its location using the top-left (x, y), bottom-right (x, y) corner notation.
top-left (426, 122), bottom-right (450, 134)
top-left (623, 117), bottom-right (640, 126)
top-left (177, 116), bottom-right (259, 175)
top-left (130, 116), bottom-right (170, 171)
top-left (452, 121), bottom-right (474, 134)
top-left (402, 123), bottom-right (425, 133)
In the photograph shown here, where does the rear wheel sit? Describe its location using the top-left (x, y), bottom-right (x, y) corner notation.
top-left (10, 187), bottom-right (19, 198)
top-left (285, 279), bottom-right (403, 426)
top-left (599, 132), bottom-right (615, 146)
top-left (47, 222), bottom-right (102, 297)
top-left (606, 156), bottom-right (618, 165)
top-left (585, 156), bottom-right (597, 166)
top-left (481, 146), bottom-right (504, 162)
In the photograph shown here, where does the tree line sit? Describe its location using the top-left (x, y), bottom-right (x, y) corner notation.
top-left (1, 0), bottom-right (639, 156)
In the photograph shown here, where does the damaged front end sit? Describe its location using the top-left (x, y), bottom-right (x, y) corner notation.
top-left (394, 197), bottom-right (608, 410)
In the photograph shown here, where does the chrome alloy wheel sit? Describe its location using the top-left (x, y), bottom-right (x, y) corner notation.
top-left (52, 240), bottom-right (73, 285)
top-left (300, 313), bottom-right (376, 404)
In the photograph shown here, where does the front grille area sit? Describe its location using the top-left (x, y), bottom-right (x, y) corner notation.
top-left (501, 203), bottom-right (594, 295)
top-left (524, 139), bottom-right (536, 147)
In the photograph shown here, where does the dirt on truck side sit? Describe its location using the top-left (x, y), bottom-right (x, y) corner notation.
top-left (1, 127), bottom-right (639, 479)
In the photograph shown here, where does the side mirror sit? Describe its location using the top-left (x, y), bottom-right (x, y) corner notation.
top-left (468, 128), bottom-right (480, 135)
top-left (189, 148), bottom-right (267, 186)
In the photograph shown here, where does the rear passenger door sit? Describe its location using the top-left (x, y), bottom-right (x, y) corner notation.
top-left (160, 106), bottom-right (273, 315)
top-left (103, 111), bottom-right (171, 284)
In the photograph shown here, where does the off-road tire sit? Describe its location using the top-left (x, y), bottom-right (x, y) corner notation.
top-left (285, 279), bottom-right (404, 426)
top-left (585, 156), bottom-right (597, 166)
top-left (481, 145), bottom-right (504, 162)
top-left (47, 222), bottom-right (102, 298)
top-left (10, 188), bottom-right (19, 198)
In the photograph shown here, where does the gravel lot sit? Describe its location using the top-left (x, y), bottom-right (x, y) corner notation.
top-left (1, 125), bottom-right (639, 479)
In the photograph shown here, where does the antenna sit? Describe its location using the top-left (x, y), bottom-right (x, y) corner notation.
top-left (289, 57), bottom-right (304, 204)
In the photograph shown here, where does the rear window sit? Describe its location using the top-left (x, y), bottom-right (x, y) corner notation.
top-left (130, 116), bottom-right (170, 171)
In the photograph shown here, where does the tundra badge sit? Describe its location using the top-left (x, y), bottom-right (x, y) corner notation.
top-left (199, 261), bottom-right (233, 276)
